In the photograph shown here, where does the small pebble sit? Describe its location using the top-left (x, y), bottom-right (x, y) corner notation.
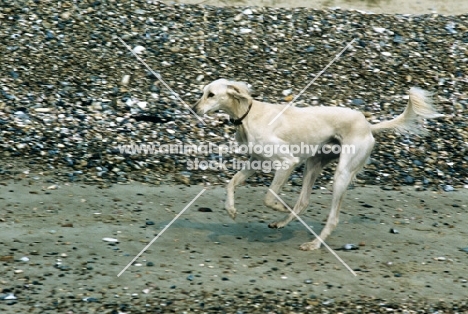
top-left (342, 244), bottom-right (359, 250)
top-left (443, 185), bottom-right (454, 192)
top-left (121, 75), bottom-right (130, 85)
top-left (102, 237), bottom-right (119, 243)
top-left (322, 299), bottom-right (334, 305)
top-left (373, 27), bottom-right (386, 33)
top-left (198, 207), bottom-right (213, 212)
top-left (1, 293), bottom-right (17, 301)
top-left (132, 45), bottom-right (146, 54)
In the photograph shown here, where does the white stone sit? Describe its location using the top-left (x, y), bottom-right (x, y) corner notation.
top-left (373, 27), bottom-right (386, 33)
top-left (3, 294), bottom-right (17, 300)
top-left (282, 89), bottom-right (292, 96)
top-left (34, 107), bottom-right (52, 113)
top-left (121, 75), bottom-right (130, 86)
top-left (132, 45), bottom-right (146, 54)
top-left (102, 237), bottom-right (119, 243)
top-left (136, 101), bottom-right (147, 110)
top-left (234, 13), bottom-right (243, 21)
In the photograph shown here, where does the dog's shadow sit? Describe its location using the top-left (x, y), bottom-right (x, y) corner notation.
top-left (149, 219), bottom-right (322, 244)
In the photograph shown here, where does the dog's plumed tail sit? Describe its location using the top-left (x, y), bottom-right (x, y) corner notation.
top-left (370, 87), bottom-right (443, 135)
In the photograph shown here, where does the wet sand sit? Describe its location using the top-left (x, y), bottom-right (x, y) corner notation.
top-left (1, 178), bottom-right (468, 312)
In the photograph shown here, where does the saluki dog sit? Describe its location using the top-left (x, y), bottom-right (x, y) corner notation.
top-left (193, 79), bottom-right (442, 250)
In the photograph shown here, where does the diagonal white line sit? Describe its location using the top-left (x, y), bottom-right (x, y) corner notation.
top-left (268, 38), bottom-right (356, 125)
top-left (268, 189), bottom-right (357, 276)
top-left (116, 36), bottom-right (206, 125)
top-left (117, 188), bottom-right (206, 277)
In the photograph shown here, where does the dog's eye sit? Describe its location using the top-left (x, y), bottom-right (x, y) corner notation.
top-left (207, 92), bottom-right (215, 98)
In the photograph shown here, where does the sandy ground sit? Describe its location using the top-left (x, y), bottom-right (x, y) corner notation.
top-left (1, 177), bottom-right (468, 312)
top-left (162, 0), bottom-right (468, 15)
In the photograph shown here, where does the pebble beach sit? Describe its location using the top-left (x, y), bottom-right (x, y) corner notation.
top-left (1, 0), bottom-right (468, 312)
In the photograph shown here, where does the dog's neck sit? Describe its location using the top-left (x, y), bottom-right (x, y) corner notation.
top-left (228, 99), bottom-right (252, 126)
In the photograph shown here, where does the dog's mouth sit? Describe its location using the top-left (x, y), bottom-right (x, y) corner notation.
top-left (191, 100), bottom-right (201, 114)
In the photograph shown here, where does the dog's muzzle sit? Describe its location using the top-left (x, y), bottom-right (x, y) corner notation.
top-left (192, 99), bottom-right (201, 114)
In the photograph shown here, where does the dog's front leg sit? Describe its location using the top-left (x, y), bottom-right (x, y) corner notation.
top-left (263, 166), bottom-right (295, 212)
top-left (225, 162), bottom-right (256, 219)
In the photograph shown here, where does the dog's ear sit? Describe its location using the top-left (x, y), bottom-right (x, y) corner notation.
top-left (226, 85), bottom-right (250, 101)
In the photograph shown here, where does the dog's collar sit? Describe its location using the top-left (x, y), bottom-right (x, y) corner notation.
top-left (230, 101), bottom-right (252, 126)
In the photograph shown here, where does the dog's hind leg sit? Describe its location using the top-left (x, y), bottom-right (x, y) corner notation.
top-left (268, 156), bottom-right (326, 228)
top-left (225, 157), bottom-right (257, 219)
top-left (300, 136), bottom-right (375, 251)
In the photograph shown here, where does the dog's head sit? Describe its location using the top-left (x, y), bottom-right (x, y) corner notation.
top-left (192, 79), bottom-right (252, 117)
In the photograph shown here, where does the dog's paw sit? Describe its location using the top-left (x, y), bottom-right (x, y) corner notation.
top-left (225, 207), bottom-right (237, 220)
top-left (264, 200), bottom-right (290, 213)
top-left (299, 240), bottom-right (321, 251)
top-left (268, 221), bottom-right (285, 229)
top-left (272, 203), bottom-right (291, 213)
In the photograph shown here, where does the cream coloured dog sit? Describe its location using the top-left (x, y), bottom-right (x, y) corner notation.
top-left (193, 79), bottom-right (442, 250)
